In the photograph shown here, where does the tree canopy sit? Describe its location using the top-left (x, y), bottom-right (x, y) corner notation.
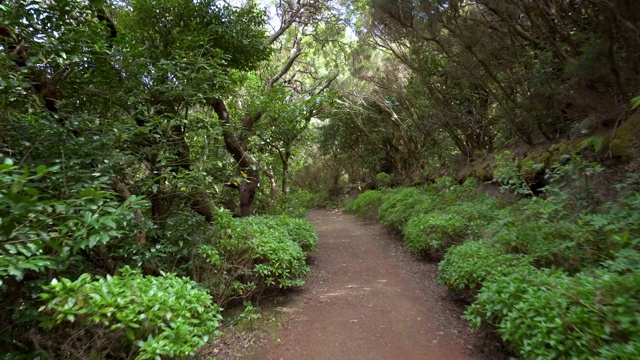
top-left (1, 0), bottom-right (640, 358)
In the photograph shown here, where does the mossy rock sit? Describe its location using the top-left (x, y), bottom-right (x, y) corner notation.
top-left (522, 146), bottom-right (553, 179)
top-left (457, 154), bottom-right (495, 182)
top-left (474, 166), bottom-right (492, 180)
top-left (609, 113), bottom-right (640, 158)
top-left (547, 140), bottom-right (580, 158)
top-left (453, 112), bottom-right (640, 183)
top-left (523, 146), bottom-right (552, 165)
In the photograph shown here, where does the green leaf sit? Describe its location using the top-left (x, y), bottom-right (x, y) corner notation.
top-left (80, 187), bottom-right (96, 197)
top-left (8, 266), bottom-right (24, 281)
top-left (24, 187), bottom-right (39, 196)
top-left (102, 218), bottom-right (117, 228)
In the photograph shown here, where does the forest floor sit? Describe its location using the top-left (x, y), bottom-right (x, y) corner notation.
top-left (205, 209), bottom-right (505, 360)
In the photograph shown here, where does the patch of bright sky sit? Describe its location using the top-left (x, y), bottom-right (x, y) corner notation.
top-left (226, 0), bottom-right (357, 40)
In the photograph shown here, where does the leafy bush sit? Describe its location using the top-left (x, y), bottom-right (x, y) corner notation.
top-left (579, 192), bottom-right (640, 257)
top-left (374, 172), bottom-right (392, 187)
top-left (275, 189), bottom-right (322, 217)
top-left (0, 159), bottom-right (149, 353)
top-left (446, 194), bottom-right (500, 224)
top-left (347, 173), bottom-right (640, 358)
top-left (345, 189), bottom-right (386, 220)
top-left (544, 154), bottom-right (604, 210)
top-left (488, 211), bottom-right (590, 271)
top-left (276, 216), bottom-right (318, 253)
top-left (39, 267), bottom-right (222, 359)
top-left (247, 223), bottom-right (309, 288)
top-left (378, 187), bottom-right (437, 230)
top-left (433, 176), bottom-right (457, 190)
top-left (402, 213), bottom-right (466, 257)
top-left (437, 240), bottom-right (532, 293)
top-left (493, 150), bottom-right (542, 195)
top-left (400, 191), bottom-right (499, 258)
top-left (486, 195), bottom-right (639, 271)
top-left (194, 211), bottom-right (315, 305)
top-left (434, 176), bottom-right (481, 204)
top-left (466, 264), bottom-right (640, 359)
top-left (0, 159), bottom-right (146, 285)
top-left (240, 216), bottom-right (313, 286)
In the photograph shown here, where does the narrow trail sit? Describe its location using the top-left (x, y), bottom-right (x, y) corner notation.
top-left (253, 210), bottom-right (497, 360)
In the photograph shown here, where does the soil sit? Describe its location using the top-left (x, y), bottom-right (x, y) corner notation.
top-left (206, 209), bottom-right (505, 360)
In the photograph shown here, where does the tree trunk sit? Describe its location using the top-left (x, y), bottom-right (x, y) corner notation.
top-left (112, 179), bottom-right (147, 244)
top-left (261, 164), bottom-right (277, 211)
top-left (281, 150), bottom-right (291, 195)
top-left (238, 167), bottom-right (260, 217)
top-left (211, 98), bottom-right (260, 217)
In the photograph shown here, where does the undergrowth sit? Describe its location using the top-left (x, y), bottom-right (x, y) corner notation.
top-left (345, 189), bottom-right (386, 220)
top-left (1, 162), bottom-right (318, 360)
top-left (345, 155), bottom-right (640, 359)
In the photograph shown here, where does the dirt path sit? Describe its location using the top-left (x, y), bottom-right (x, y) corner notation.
top-left (251, 210), bottom-right (498, 360)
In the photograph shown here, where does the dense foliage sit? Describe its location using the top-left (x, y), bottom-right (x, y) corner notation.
top-left (346, 159), bottom-right (640, 358)
top-left (3, 0), bottom-right (640, 357)
top-left (306, 0), bottom-right (640, 191)
top-left (0, 0), bottom-right (327, 357)
top-left (40, 268), bottom-right (222, 359)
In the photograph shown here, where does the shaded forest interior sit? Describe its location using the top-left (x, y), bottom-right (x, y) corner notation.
top-left (1, 0), bottom-right (640, 359)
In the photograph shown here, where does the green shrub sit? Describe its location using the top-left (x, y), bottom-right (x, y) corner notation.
top-left (579, 192), bottom-right (640, 255)
top-left (446, 195), bottom-right (500, 223)
top-left (374, 172), bottom-right (392, 187)
top-left (432, 176), bottom-right (457, 190)
top-left (246, 221), bottom-right (309, 289)
top-left (274, 216), bottom-right (318, 253)
top-left (0, 159), bottom-right (147, 286)
top-left (437, 240), bottom-right (532, 293)
top-left (0, 159), bottom-right (149, 355)
top-left (466, 264), bottom-right (640, 359)
top-left (345, 189), bottom-right (386, 220)
top-left (488, 198), bottom-right (605, 271)
top-left (378, 187), bottom-right (437, 230)
top-left (402, 213), bottom-right (466, 256)
top-left (400, 193), bottom-right (499, 258)
top-left (351, 180), bottom-right (486, 232)
top-left (492, 150), bottom-right (543, 195)
top-left (491, 219), bottom-right (590, 271)
top-left (39, 267), bottom-right (222, 359)
top-left (275, 189), bottom-right (322, 217)
top-left (434, 177), bottom-right (481, 204)
top-left (195, 212), bottom-right (314, 304)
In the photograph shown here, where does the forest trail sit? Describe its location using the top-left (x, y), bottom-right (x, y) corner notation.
top-left (252, 210), bottom-right (495, 360)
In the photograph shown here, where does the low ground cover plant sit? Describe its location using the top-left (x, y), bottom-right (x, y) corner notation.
top-left (402, 213), bottom-right (466, 257)
top-left (1, 163), bottom-right (318, 358)
top-left (377, 187), bottom-right (438, 231)
top-left (437, 240), bottom-right (532, 294)
top-left (39, 267), bottom-right (222, 359)
top-left (347, 156), bottom-right (640, 358)
top-left (345, 189), bottom-right (386, 220)
top-left (194, 210), bottom-right (317, 305)
top-left (466, 262), bottom-right (640, 359)
top-left (402, 195), bottom-right (501, 258)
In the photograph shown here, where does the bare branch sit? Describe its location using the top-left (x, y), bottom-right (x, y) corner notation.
top-left (266, 41), bottom-right (304, 91)
top-left (312, 72), bottom-right (339, 97)
top-left (269, 0), bottom-right (308, 44)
